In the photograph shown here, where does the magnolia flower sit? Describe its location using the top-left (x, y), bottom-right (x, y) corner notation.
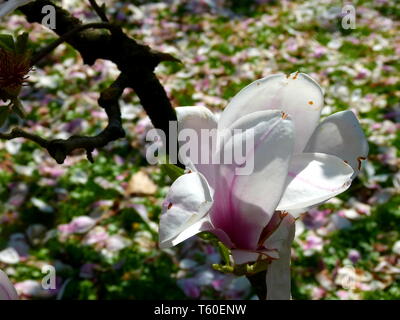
top-left (0, 0), bottom-right (33, 18)
top-left (0, 270), bottom-right (18, 300)
top-left (0, 47), bottom-right (31, 112)
top-left (159, 72), bottom-right (368, 299)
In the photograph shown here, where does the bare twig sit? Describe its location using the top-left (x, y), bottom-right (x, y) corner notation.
top-left (31, 22), bottom-right (118, 66)
top-left (88, 0), bottom-right (109, 22)
top-left (0, 75), bottom-right (126, 164)
top-left (0, 127), bottom-right (49, 148)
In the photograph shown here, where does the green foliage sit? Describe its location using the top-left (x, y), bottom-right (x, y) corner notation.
top-left (0, 34), bottom-right (15, 51)
top-left (160, 163), bottom-right (185, 182)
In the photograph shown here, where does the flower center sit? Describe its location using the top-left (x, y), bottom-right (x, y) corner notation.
top-left (0, 49), bottom-right (31, 91)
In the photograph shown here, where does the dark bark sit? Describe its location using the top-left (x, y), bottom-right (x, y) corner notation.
top-left (246, 271), bottom-right (267, 300)
top-left (1, 1), bottom-right (180, 163)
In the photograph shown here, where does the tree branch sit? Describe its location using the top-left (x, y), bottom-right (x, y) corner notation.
top-left (246, 271), bottom-right (267, 300)
top-left (0, 127), bottom-right (49, 148)
top-left (88, 0), bottom-right (109, 22)
top-left (0, 75), bottom-right (126, 164)
top-left (31, 22), bottom-right (116, 66)
top-left (14, 0), bottom-right (180, 163)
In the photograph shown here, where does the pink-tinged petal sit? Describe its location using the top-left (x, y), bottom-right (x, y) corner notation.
top-left (70, 216), bottom-right (96, 234)
top-left (265, 215), bottom-right (296, 300)
top-left (208, 227), bottom-right (235, 249)
top-left (277, 153), bottom-right (354, 211)
top-left (231, 251), bottom-right (260, 265)
top-left (303, 110), bottom-right (369, 176)
top-left (231, 249), bottom-right (279, 265)
top-left (159, 171), bottom-right (213, 249)
top-left (176, 106), bottom-right (218, 189)
top-left (211, 110), bottom-right (294, 250)
top-left (218, 73), bottom-right (323, 153)
top-left (0, 270), bottom-right (18, 300)
top-left (159, 191), bottom-right (211, 248)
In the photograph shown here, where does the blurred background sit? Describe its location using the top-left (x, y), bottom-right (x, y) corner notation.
top-left (0, 0), bottom-right (399, 299)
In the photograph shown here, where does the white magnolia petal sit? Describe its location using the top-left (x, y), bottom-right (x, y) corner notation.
top-left (218, 73), bottom-right (324, 153)
top-left (287, 208), bottom-right (309, 219)
top-left (277, 153), bottom-right (354, 211)
top-left (176, 106), bottom-right (218, 188)
top-left (0, 0), bottom-right (33, 17)
top-left (0, 270), bottom-right (18, 300)
top-left (159, 172), bottom-right (212, 248)
top-left (231, 250), bottom-right (260, 265)
top-left (265, 215), bottom-right (296, 300)
top-left (176, 106), bottom-right (217, 130)
top-left (231, 249), bottom-right (279, 265)
top-left (162, 216), bottom-right (213, 249)
top-left (211, 110), bottom-right (294, 249)
top-left (304, 110), bottom-right (369, 176)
